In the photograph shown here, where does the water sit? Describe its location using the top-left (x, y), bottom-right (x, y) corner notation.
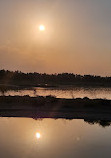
top-left (0, 118), bottom-right (111, 158)
top-left (3, 87), bottom-right (111, 99)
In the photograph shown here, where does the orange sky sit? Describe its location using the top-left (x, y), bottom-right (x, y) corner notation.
top-left (0, 0), bottom-right (111, 76)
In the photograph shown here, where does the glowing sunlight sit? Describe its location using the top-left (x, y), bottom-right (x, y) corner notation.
top-left (39, 25), bottom-right (45, 31)
top-left (36, 132), bottom-right (41, 139)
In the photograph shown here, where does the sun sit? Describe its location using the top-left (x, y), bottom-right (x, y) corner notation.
top-left (39, 25), bottom-right (45, 31)
top-left (36, 132), bottom-right (41, 139)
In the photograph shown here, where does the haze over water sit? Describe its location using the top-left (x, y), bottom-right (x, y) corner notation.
top-left (0, 1), bottom-right (111, 157)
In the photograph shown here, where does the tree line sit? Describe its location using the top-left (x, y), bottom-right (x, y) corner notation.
top-left (0, 69), bottom-right (111, 86)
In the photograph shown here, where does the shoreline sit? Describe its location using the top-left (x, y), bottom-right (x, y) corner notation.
top-left (0, 96), bottom-right (111, 120)
top-left (1, 83), bottom-right (111, 91)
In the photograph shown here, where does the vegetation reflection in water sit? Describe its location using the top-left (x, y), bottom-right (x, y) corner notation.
top-left (84, 120), bottom-right (111, 127)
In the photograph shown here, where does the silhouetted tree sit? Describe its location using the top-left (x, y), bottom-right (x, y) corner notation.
top-left (0, 69), bottom-right (111, 87)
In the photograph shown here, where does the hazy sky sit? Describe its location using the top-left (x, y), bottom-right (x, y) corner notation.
top-left (0, 0), bottom-right (111, 76)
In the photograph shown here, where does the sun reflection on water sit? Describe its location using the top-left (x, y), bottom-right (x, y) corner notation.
top-left (36, 132), bottom-right (41, 139)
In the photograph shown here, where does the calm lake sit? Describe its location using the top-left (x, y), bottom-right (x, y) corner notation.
top-left (3, 87), bottom-right (111, 99)
top-left (0, 118), bottom-right (111, 158)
